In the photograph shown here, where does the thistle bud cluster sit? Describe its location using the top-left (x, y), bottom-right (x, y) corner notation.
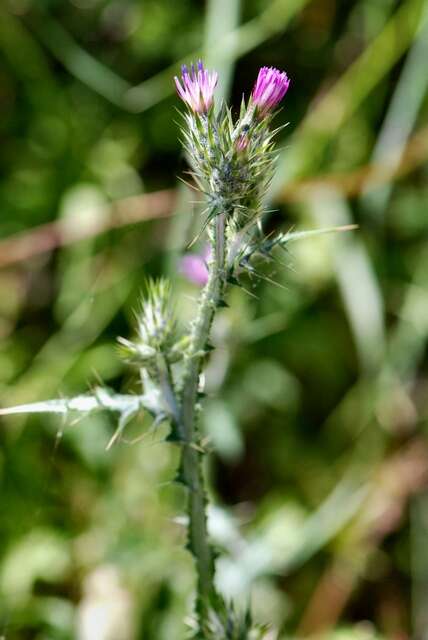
top-left (118, 279), bottom-right (183, 371)
top-left (176, 62), bottom-right (290, 237)
top-left (200, 600), bottom-right (271, 640)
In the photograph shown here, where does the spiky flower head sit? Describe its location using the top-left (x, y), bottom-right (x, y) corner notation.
top-left (118, 278), bottom-right (179, 367)
top-left (252, 66), bottom-right (290, 114)
top-left (174, 60), bottom-right (218, 113)
top-left (195, 600), bottom-right (272, 640)
top-left (137, 278), bottom-right (176, 350)
top-left (175, 61), bottom-right (291, 237)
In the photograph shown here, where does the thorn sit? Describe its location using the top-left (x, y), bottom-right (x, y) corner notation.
top-left (190, 349), bottom-right (208, 359)
top-left (165, 426), bottom-right (184, 444)
top-left (227, 275), bottom-right (240, 286)
top-left (189, 441), bottom-right (206, 453)
top-left (174, 466), bottom-right (188, 487)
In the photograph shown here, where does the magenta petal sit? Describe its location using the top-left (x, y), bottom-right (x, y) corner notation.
top-left (252, 66), bottom-right (290, 113)
top-left (174, 60), bottom-right (218, 113)
top-left (180, 254), bottom-right (209, 287)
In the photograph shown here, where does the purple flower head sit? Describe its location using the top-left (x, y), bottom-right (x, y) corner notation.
top-left (174, 60), bottom-right (218, 113)
top-left (252, 66), bottom-right (290, 114)
top-left (180, 245), bottom-right (211, 287)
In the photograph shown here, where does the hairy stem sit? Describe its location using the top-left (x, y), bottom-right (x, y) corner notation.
top-left (178, 212), bottom-right (226, 618)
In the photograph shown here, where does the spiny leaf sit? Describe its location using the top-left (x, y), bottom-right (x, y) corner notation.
top-left (0, 386), bottom-right (169, 446)
top-left (106, 405), bottom-right (139, 450)
top-left (0, 389), bottom-right (139, 417)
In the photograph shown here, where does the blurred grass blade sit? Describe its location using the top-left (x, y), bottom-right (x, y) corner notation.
top-left (361, 2), bottom-right (428, 217)
top-left (389, 247), bottom-right (428, 379)
top-left (281, 477), bottom-right (369, 574)
top-left (0, 6), bottom-right (54, 89)
top-left (274, 0), bottom-right (427, 186)
top-left (33, 11), bottom-right (131, 106)
top-left (309, 189), bottom-right (386, 372)
top-left (203, 0), bottom-right (241, 102)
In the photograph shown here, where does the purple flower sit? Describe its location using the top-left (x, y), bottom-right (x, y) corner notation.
top-left (252, 66), bottom-right (290, 114)
top-left (180, 246), bottom-right (210, 287)
top-left (174, 61), bottom-right (218, 113)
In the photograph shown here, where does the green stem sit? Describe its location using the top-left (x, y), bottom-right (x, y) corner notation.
top-left (178, 212), bottom-right (226, 619)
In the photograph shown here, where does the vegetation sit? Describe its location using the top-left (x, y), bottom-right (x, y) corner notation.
top-left (0, 0), bottom-right (427, 638)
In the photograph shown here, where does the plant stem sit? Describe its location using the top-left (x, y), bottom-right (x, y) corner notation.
top-left (178, 212), bottom-right (226, 618)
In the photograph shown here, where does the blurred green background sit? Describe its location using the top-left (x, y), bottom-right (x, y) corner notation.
top-left (1, 0), bottom-right (428, 638)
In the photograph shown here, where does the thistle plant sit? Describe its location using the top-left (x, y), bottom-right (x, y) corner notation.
top-left (0, 61), bottom-right (354, 638)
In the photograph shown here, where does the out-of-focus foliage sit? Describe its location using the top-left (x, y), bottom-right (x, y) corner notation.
top-left (0, 0), bottom-right (427, 638)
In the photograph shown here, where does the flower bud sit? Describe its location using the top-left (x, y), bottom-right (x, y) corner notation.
top-left (235, 134), bottom-right (249, 153)
top-left (174, 60), bottom-right (218, 113)
top-left (138, 279), bottom-right (176, 351)
top-left (251, 66), bottom-right (290, 114)
top-left (117, 337), bottom-right (157, 364)
top-left (180, 246), bottom-right (211, 286)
